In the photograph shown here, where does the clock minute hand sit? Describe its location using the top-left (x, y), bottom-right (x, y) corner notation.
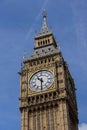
top-left (40, 78), bottom-right (43, 90)
top-left (37, 77), bottom-right (43, 90)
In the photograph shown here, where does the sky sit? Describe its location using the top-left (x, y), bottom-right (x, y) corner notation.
top-left (0, 0), bottom-right (87, 130)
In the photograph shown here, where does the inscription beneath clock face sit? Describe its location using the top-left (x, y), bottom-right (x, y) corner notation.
top-left (29, 70), bottom-right (54, 91)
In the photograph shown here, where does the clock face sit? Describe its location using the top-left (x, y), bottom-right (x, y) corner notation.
top-left (29, 70), bottom-right (54, 91)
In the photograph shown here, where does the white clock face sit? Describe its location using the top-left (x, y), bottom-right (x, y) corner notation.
top-left (29, 70), bottom-right (54, 91)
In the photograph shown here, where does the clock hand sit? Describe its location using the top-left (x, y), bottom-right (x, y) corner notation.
top-left (37, 77), bottom-right (43, 90)
top-left (37, 77), bottom-right (43, 82)
top-left (40, 78), bottom-right (43, 90)
top-left (37, 77), bottom-right (41, 81)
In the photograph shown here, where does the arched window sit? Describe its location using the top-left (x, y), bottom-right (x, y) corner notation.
top-left (43, 40), bottom-right (45, 45)
top-left (46, 40), bottom-right (47, 44)
top-left (48, 39), bottom-right (50, 43)
top-left (38, 42), bottom-right (40, 46)
top-left (41, 41), bottom-right (42, 45)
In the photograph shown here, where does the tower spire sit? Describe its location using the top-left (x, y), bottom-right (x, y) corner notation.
top-left (42, 9), bottom-right (47, 30)
top-left (35, 9), bottom-right (52, 38)
top-left (43, 9), bottom-right (46, 18)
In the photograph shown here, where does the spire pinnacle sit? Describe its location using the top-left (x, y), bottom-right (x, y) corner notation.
top-left (43, 9), bottom-right (46, 18)
top-left (42, 9), bottom-right (48, 30)
top-left (35, 9), bottom-right (52, 38)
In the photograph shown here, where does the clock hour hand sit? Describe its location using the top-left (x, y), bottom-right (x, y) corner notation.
top-left (37, 77), bottom-right (43, 82)
top-left (37, 77), bottom-right (41, 81)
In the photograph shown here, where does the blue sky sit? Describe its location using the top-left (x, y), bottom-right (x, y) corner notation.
top-left (0, 0), bottom-right (87, 130)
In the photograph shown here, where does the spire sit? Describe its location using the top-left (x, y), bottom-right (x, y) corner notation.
top-left (42, 9), bottom-right (47, 30)
top-left (35, 9), bottom-right (52, 38)
top-left (43, 9), bottom-right (46, 17)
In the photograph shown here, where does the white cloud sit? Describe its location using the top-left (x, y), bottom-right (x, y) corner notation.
top-left (79, 123), bottom-right (87, 130)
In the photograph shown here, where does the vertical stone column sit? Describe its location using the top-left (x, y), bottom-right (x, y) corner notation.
top-left (36, 111), bottom-right (40, 130)
top-left (64, 101), bottom-right (70, 130)
top-left (59, 100), bottom-right (70, 130)
top-left (36, 111), bottom-right (37, 130)
top-left (33, 112), bottom-right (36, 130)
top-left (49, 109), bottom-right (51, 130)
top-left (53, 107), bottom-right (56, 130)
top-left (50, 107), bottom-right (55, 130)
top-left (46, 109), bottom-right (50, 130)
top-left (21, 110), bottom-right (24, 130)
top-left (40, 109), bottom-right (42, 130)
top-left (50, 108), bottom-right (52, 130)
top-left (55, 105), bottom-right (60, 130)
top-left (24, 109), bottom-right (29, 130)
top-left (21, 109), bottom-right (28, 130)
top-left (41, 110), bottom-right (43, 130)
top-left (43, 109), bottom-right (46, 130)
top-left (58, 100), bottom-right (64, 130)
top-left (29, 112), bottom-right (33, 130)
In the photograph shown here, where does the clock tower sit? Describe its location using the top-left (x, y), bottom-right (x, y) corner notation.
top-left (19, 10), bottom-right (78, 130)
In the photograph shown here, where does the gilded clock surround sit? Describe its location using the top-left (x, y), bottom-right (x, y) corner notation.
top-left (19, 10), bottom-right (78, 130)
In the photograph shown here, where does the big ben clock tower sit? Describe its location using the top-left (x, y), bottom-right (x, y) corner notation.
top-left (19, 10), bottom-right (78, 130)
